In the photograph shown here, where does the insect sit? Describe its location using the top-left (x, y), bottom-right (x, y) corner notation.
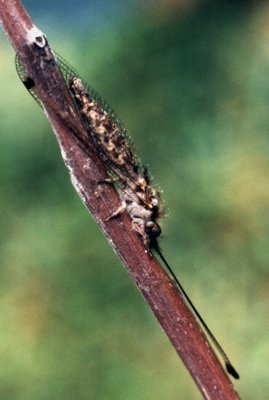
top-left (15, 53), bottom-right (239, 380)
top-left (69, 76), bottom-right (163, 249)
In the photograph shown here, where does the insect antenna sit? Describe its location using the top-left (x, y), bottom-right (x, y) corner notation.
top-left (154, 245), bottom-right (239, 380)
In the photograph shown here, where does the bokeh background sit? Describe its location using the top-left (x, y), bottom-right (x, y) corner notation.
top-left (1, 0), bottom-right (269, 398)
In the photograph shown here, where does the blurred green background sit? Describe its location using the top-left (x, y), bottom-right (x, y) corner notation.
top-left (1, 0), bottom-right (269, 398)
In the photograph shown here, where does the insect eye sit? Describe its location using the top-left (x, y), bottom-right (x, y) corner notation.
top-left (145, 221), bottom-right (161, 238)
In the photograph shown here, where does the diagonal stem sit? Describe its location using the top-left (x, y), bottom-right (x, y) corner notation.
top-left (0, 1), bottom-right (241, 399)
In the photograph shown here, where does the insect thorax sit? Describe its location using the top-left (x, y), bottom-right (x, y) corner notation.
top-left (121, 180), bottom-right (162, 248)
